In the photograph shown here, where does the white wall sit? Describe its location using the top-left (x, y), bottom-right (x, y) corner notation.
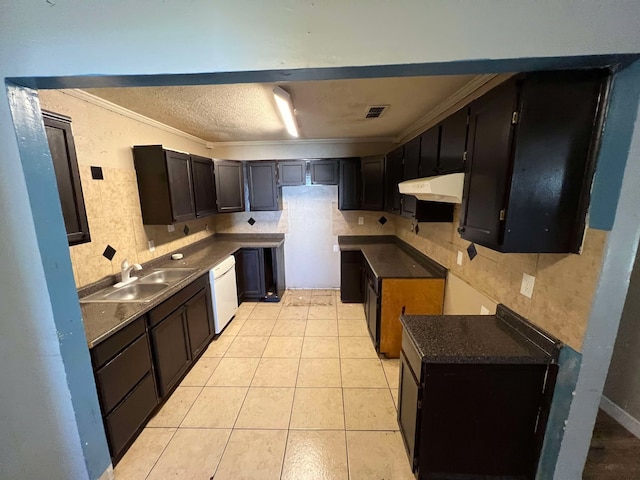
top-left (1, 2), bottom-right (640, 479)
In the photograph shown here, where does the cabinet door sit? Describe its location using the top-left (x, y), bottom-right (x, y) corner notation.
top-left (419, 126), bottom-right (440, 178)
top-left (361, 156), bottom-right (385, 210)
top-left (384, 147), bottom-right (404, 214)
top-left (403, 136), bottom-right (420, 181)
top-left (366, 280), bottom-right (379, 348)
top-left (439, 107), bottom-right (469, 174)
top-left (340, 251), bottom-right (364, 303)
top-left (240, 248), bottom-right (266, 299)
top-left (398, 351), bottom-right (420, 473)
top-left (215, 160), bottom-right (245, 212)
top-left (43, 112), bottom-right (91, 245)
top-left (150, 307), bottom-right (191, 397)
top-left (310, 160), bottom-right (339, 185)
top-left (234, 250), bottom-right (246, 303)
top-left (279, 160), bottom-right (306, 186)
top-left (185, 288), bottom-right (214, 358)
top-left (166, 150), bottom-right (196, 223)
top-left (190, 155), bottom-right (217, 218)
top-left (339, 158), bottom-right (361, 210)
top-left (460, 81), bottom-right (518, 249)
top-left (248, 161), bottom-right (280, 211)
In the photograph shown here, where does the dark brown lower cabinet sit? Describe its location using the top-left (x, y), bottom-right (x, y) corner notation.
top-left (340, 251), bottom-right (364, 303)
top-left (150, 306), bottom-right (192, 397)
top-left (235, 244), bottom-right (286, 302)
top-left (104, 373), bottom-right (157, 461)
top-left (364, 273), bottom-right (380, 349)
top-left (91, 274), bottom-right (216, 464)
top-left (398, 328), bottom-right (555, 479)
top-left (185, 287), bottom-right (214, 358)
top-left (90, 317), bottom-right (157, 462)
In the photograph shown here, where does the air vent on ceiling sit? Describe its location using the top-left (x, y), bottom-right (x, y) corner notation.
top-left (365, 105), bottom-right (388, 119)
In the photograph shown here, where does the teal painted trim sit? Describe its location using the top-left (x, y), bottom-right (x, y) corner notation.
top-left (536, 346), bottom-right (582, 480)
top-left (590, 60), bottom-right (640, 230)
top-left (6, 83), bottom-right (110, 480)
top-left (10, 54), bottom-right (638, 90)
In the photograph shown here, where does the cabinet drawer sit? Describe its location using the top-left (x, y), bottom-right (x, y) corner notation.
top-left (96, 334), bottom-right (152, 414)
top-left (105, 373), bottom-right (157, 460)
top-left (149, 274), bottom-right (208, 327)
top-left (91, 316), bottom-right (146, 369)
top-left (402, 330), bottom-right (422, 380)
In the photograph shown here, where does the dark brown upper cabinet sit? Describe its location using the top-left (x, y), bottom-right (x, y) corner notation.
top-left (360, 155), bottom-right (385, 211)
top-left (43, 111), bottom-right (91, 245)
top-left (401, 137), bottom-right (420, 218)
top-left (133, 145), bottom-right (196, 224)
top-left (460, 69), bottom-right (609, 253)
top-left (338, 158), bottom-right (361, 210)
top-left (310, 159), bottom-right (339, 185)
top-left (419, 126), bottom-right (440, 178)
top-left (278, 160), bottom-right (306, 186)
top-left (190, 155), bottom-right (217, 218)
top-left (247, 161), bottom-right (282, 211)
top-left (438, 107), bottom-right (469, 174)
top-left (384, 146), bottom-right (404, 215)
top-left (214, 160), bottom-right (245, 213)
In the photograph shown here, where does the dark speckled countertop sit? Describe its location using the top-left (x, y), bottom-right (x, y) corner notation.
top-left (338, 235), bottom-right (446, 279)
top-left (81, 234), bottom-right (284, 348)
top-left (400, 304), bottom-right (561, 365)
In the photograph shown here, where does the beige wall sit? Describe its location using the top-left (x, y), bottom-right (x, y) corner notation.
top-left (39, 90), bottom-right (215, 287)
top-left (395, 208), bottom-right (607, 352)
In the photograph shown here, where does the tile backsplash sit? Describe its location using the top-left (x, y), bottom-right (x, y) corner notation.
top-left (395, 208), bottom-right (607, 351)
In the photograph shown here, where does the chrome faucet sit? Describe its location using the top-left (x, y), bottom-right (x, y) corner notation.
top-left (120, 259), bottom-right (142, 284)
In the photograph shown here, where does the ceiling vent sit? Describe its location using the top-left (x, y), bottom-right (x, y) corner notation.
top-left (365, 105), bottom-right (388, 119)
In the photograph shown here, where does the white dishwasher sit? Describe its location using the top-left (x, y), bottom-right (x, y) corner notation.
top-left (209, 256), bottom-right (239, 334)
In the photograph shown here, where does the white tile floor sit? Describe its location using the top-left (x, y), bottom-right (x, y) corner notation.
top-left (114, 289), bottom-right (413, 480)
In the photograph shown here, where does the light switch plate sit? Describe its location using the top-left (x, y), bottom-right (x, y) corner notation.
top-left (480, 305), bottom-right (490, 315)
top-left (333, 244), bottom-right (339, 253)
top-left (457, 251), bottom-right (463, 266)
top-left (148, 240), bottom-right (155, 253)
top-left (520, 273), bottom-right (536, 298)
top-left (358, 217), bottom-right (364, 225)
top-left (167, 225), bottom-right (175, 233)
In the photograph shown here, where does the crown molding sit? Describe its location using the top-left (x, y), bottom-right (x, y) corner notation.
top-left (395, 73), bottom-right (503, 144)
top-left (205, 137), bottom-right (396, 149)
top-left (63, 89), bottom-right (209, 145)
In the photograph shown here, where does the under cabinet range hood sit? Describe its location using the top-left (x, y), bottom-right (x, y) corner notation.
top-left (398, 173), bottom-right (465, 204)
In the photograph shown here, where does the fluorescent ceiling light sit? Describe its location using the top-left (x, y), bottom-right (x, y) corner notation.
top-left (273, 86), bottom-right (299, 138)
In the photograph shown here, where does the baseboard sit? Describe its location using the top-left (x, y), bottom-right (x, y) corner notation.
top-left (600, 396), bottom-right (640, 440)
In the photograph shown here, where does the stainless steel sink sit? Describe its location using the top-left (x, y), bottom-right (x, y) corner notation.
top-left (138, 268), bottom-right (196, 284)
top-left (81, 282), bottom-right (170, 303)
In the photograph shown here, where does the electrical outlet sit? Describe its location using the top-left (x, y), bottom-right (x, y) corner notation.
top-left (456, 251), bottom-right (463, 266)
top-left (410, 223), bottom-right (415, 232)
top-left (167, 224), bottom-right (175, 233)
top-left (148, 240), bottom-right (155, 253)
top-left (358, 217), bottom-right (364, 225)
top-left (480, 305), bottom-right (490, 315)
top-left (205, 224), bottom-right (209, 231)
top-left (333, 244), bottom-right (339, 253)
top-left (520, 273), bottom-right (536, 299)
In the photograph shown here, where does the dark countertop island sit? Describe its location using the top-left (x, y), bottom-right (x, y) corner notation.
top-left (80, 234), bottom-right (284, 348)
top-left (338, 235), bottom-right (446, 279)
top-left (400, 304), bottom-right (561, 364)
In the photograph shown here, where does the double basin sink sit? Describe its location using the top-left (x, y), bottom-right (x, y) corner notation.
top-left (80, 268), bottom-right (197, 303)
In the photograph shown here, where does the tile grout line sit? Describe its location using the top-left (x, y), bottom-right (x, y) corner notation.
top-left (208, 345), bottom-right (259, 480)
top-left (279, 325), bottom-right (304, 480)
top-left (338, 332), bottom-right (352, 479)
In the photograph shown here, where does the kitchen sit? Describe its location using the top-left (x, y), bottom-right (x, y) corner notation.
top-left (31, 65), bottom-right (628, 480)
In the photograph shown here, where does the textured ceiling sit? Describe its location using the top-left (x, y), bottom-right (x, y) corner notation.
top-left (84, 75), bottom-right (477, 142)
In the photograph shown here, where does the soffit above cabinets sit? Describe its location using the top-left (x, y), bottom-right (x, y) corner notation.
top-left (83, 74), bottom-right (478, 142)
